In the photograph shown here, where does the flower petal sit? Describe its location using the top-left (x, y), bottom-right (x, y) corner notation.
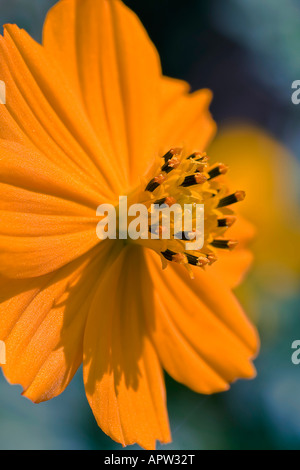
top-left (209, 249), bottom-right (254, 289)
top-left (43, 0), bottom-right (162, 187)
top-left (0, 241), bottom-right (114, 402)
top-left (0, 140), bottom-right (104, 209)
top-left (0, 23), bottom-right (121, 196)
top-left (209, 216), bottom-right (256, 288)
top-left (160, 76), bottom-right (190, 110)
top-left (83, 245), bottom-right (171, 449)
top-left (145, 250), bottom-right (259, 394)
top-left (0, 182), bottom-right (97, 217)
top-left (0, 140), bottom-right (105, 278)
top-left (159, 83), bottom-right (216, 154)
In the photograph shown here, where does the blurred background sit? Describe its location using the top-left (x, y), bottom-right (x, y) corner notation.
top-left (1, 0), bottom-right (300, 450)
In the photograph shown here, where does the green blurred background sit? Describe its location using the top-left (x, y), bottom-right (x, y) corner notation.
top-left (1, 0), bottom-right (300, 450)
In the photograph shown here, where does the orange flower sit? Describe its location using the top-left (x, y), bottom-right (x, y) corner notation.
top-left (0, 0), bottom-right (259, 449)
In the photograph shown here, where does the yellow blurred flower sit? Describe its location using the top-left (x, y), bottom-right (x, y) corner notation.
top-left (209, 124), bottom-right (300, 299)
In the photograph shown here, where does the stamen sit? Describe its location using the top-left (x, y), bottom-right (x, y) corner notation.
top-left (161, 249), bottom-right (187, 264)
top-left (185, 253), bottom-right (209, 266)
top-left (161, 249), bottom-right (176, 261)
top-left (181, 173), bottom-right (207, 187)
top-left (217, 216), bottom-right (237, 228)
top-left (207, 253), bottom-right (218, 264)
top-left (139, 146), bottom-right (245, 273)
top-left (172, 253), bottom-right (188, 264)
top-left (187, 152), bottom-right (209, 162)
top-left (217, 190), bottom-right (245, 208)
top-left (161, 156), bottom-right (180, 173)
top-left (145, 174), bottom-right (166, 192)
top-left (154, 196), bottom-right (177, 207)
top-left (163, 148), bottom-right (182, 163)
top-left (174, 231), bottom-right (194, 241)
top-left (211, 239), bottom-right (238, 250)
top-left (154, 196), bottom-right (176, 207)
top-left (208, 164), bottom-right (229, 180)
top-left (195, 162), bottom-right (208, 173)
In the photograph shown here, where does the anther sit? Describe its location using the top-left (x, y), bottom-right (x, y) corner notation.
top-left (145, 174), bottom-right (166, 192)
top-left (172, 253), bottom-right (188, 264)
top-left (195, 162), bottom-right (209, 173)
top-left (181, 173), bottom-right (207, 187)
top-left (211, 239), bottom-right (239, 250)
top-left (162, 148), bottom-right (182, 163)
top-left (154, 196), bottom-right (177, 207)
top-left (187, 152), bottom-right (208, 162)
top-left (161, 249), bottom-right (176, 261)
top-left (207, 253), bottom-right (218, 264)
top-left (161, 249), bottom-right (187, 264)
top-left (208, 164), bottom-right (229, 180)
top-left (161, 156), bottom-right (181, 173)
top-left (217, 216), bottom-right (237, 228)
top-left (185, 253), bottom-right (209, 266)
top-left (217, 190), bottom-right (245, 208)
top-left (174, 231), bottom-right (194, 241)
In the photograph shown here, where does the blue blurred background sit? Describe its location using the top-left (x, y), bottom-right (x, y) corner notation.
top-left (1, 0), bottom-right (300, 450)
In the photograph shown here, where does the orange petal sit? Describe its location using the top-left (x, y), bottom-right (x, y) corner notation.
top-left (0, 241), bottom-right (114, 402)
top-left (0, 140), bottom-right (104, 209)
top-left (159, 83), bottom-right (216, 154)
top-left (145, 250), bottom-right (259, 394)
top-left (160, 76), bottom-right (191, 109)
top-left (0, 229), bottom-right (100, 279)
top-left (0, 23), bottom-right (121, 197)
top-left (209, 249), bottom-right (254, 289)
top-left (210, 216), bottom-right (256, 288)
top-left (83, 246), bottom-right (171, 449)
top-left (0, 140), bottom-right (104, 278)
top-left (43, 0), bottom-right (162, 187)
top-left (0, 182), bottom-right (98, 217)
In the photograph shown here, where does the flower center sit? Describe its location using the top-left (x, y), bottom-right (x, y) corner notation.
top-left (119, 148), bottom-right (245, 277)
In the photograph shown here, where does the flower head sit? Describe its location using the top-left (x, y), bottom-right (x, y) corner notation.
top-left (0, 0), bottom-right (259, 449)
